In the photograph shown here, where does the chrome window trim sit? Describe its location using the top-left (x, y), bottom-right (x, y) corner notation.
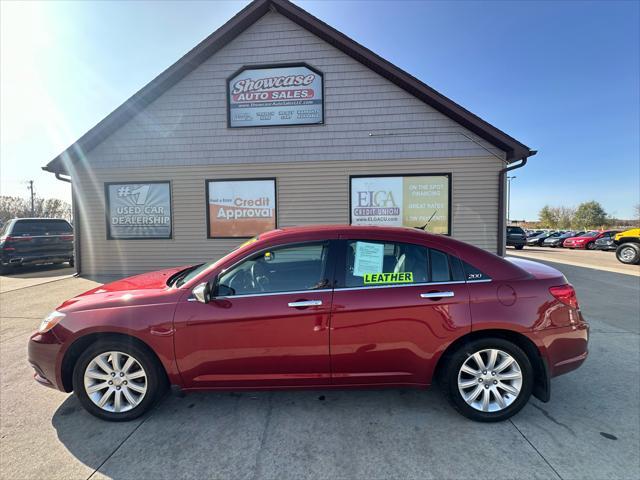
top-left (211, 288), bottom-right (333, 300)
top-left (467, 279), bottom-right (492, 283)
top-left (335, 281), bottom-right (466, 292)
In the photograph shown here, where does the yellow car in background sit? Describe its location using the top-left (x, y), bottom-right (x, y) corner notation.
top-left (614, 228), bottom-right (640, 265)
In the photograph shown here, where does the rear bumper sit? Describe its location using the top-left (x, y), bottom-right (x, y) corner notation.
top-left (535, 320), bottom-right (589, 378)
top-left (27, 331), bottom-right (65, 391)
top-left (1, 253), bottom-right (72, 266)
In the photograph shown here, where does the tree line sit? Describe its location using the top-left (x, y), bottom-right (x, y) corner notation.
top-left (537, 201), bottom-right (638, 230)
top-left (0, 195), bottom-right (72, 225)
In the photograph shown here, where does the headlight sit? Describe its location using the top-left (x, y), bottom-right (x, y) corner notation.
top-left (38, 311), bottom-right (65, 333)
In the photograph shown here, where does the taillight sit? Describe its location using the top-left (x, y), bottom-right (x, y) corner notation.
top-left (549, 284), bottom-right (579, 309)
top-left (60, 235), bottom-right (74, 241)
top-left (6, 235), bottom-right (33, 242)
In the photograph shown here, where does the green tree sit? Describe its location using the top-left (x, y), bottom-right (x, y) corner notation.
top-left (572, 201), bottom-right (608, 229)
top-left (538, 205), bottom-right (556, 228)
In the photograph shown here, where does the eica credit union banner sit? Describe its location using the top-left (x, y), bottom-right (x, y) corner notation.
top-left (107, 182), bottom-right (172, 239)
top-left (350, 176), bottom-right (450, 234)
top-left (228, 65), bottom-right (323, 127)
top-left (208, 180), bottom-right (276, 237)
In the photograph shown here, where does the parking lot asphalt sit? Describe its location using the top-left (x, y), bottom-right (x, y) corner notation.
top-left (1, 261), bottom-right (638, 479)
top-left (508, 246), bottom-right (640, 276)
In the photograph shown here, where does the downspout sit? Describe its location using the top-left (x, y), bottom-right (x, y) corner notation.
top-left (497, 151), bottom-right (536, 256)
top-left (49, 170), bottom-right (81, 276)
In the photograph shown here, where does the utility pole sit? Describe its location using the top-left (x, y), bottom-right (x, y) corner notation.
top-left (27, 180), bottom-right (35, 216)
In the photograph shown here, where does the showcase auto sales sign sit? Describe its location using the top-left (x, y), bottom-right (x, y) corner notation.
top-left (228, 65), bottom-right (323, 127)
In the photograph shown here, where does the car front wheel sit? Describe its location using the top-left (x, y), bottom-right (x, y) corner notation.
top-left (72, 339), bottom-right (166, 421)
top-left (515, 245), bottom-right (524, 250)
top-left (616, 243), bottom-right (640, 265)
top-left (442, 338), bottom-right (533, 422)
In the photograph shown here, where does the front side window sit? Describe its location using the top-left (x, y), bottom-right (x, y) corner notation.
top-left (217, 242), bottom-right (330, 296)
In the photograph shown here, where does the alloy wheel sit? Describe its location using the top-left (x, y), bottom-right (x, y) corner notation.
top-left (457, 348), bottom-right (523, 413)
top-left (620, 246), bottom-right (636, 262)
top-left (83, 351), bottom-right (148, 413)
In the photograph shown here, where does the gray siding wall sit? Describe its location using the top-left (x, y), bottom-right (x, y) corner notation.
top-left (76, 158), bottom-right (500, 276)
top-left (72, 11), bottom-right (506, 276)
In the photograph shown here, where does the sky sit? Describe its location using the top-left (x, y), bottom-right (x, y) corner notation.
top-left (1, 0), bottom-right (638, 221)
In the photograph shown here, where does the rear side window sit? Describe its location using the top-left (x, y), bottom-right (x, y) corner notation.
top-left (344, 240), bottom-right (429, 287)
top-left (507, 227), bottom-right (525, 235)
top-left (430, 249), bottom-right (451, 282)
top-left (11, 220), bottom-right (72, 236)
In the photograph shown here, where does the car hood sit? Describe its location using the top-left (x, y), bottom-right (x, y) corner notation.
top-left (56, 266), bottom-right (188, 312)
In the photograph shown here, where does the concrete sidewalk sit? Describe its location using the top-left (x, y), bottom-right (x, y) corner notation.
top-left (0, 264), bottom-right (75, 293)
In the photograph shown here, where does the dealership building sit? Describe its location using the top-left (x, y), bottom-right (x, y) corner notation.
top-left (44, 0), bottom-right (535, 277)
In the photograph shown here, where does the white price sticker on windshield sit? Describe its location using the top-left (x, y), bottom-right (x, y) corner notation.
top-left (353, 241), bottom-right (384, 277)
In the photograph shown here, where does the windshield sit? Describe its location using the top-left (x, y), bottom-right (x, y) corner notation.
top-left (170, 236), bottom-right (260, 287)
top-left (582, 231), bottom-right (599, 238)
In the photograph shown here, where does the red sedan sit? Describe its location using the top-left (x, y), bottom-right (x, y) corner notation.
top-left (563, 230), bottom-right (617, 249)
top-left (28, 225), bottom-right (588, 422)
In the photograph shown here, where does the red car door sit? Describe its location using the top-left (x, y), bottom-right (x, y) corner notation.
top-left (330, 238), bottom-right (472, 386)
top-left (173, 241), bottom-right (336, 388)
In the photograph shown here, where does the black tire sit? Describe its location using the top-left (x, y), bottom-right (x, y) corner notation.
top-left (68, 257), bottom-right (75, 268)
top-left (440, 338), bottom-right (533, 422)
top-left (515, 245), bottom-right (524, 250)
top-left (586, 242), bottom-right (596, 250)
top-left (616, 242), bottom-right (640, 265)
top-left (72, 338), bottom-right (166, 421)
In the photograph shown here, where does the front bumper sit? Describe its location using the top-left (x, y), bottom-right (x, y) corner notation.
top-left (507, 239), bottom-right (526, 247)
top-left (27, 330), bottom-right (65, 391)
top-left (595, 243), bottom-right (616, 251)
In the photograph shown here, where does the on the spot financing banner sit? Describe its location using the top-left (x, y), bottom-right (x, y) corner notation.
top-left (350, 176), bottom-right (450, 234)
top-left (208, 180), bottom-right (276, 237)
top-left (228, 65), bottom-right (323, 127)
top-left (107, 182), bottom-right (172, 239)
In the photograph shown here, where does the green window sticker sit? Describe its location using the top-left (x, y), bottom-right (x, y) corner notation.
top-left (363, 272), bottom-right (414, 285)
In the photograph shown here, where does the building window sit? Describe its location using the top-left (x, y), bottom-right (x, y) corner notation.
top-left (206, 179), bottom-right (277, 238)
top-left (105, 181), bottom-right (172, 240)
top-left (350, 174), bottom-right (451, 235)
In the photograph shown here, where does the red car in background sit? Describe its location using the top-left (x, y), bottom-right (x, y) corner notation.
top-left (28, 225), bottom-right (589, 423)
top-left (563, 230), bottom-right (618, 249)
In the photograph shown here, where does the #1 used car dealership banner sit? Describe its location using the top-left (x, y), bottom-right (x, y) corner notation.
top-left (208, 179), bottom-right (276, 238)
top-left (106, 182), bottom-right (172, 239)
top-left (350, 175), bottom-right (450, 234)
top-left (228, 65), bottom-right (323, 127)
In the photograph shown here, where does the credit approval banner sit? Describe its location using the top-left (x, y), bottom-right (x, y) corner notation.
top-left (228, 65), bottom-right (323, 127)
top-left (106, 182), bottom-right (172, 239)
top-left (207, 179), bottom-right (276, 238)
top-left (350, 175), bottom-right (450, 234)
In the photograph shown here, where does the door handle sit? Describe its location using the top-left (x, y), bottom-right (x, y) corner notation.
top-left (420, 291), bottom-right (455, 299)
top-left (288, 300), bottom-right (323, 308)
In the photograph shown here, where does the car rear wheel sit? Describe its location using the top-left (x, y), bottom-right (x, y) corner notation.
top-left (72, 340), bottom-right (166, 421)
top-left (616, 243), bottom-right (640, 265)
top-left (515, 245), bottom-right (524, 250)
top-left (441, 338), bottom-right (533, 422)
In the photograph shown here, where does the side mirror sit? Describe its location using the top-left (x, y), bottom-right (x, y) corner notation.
top-left (192, 282), bottom-right (211, 304)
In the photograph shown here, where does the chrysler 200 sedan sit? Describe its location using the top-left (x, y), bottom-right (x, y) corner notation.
top-left (28, 226), bottom-right (589, 422)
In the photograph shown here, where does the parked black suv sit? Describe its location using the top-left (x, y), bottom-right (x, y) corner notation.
top-left (506, 226), bottom-right (526, 250)
top-left (0, 218), bottom-right (74, 274)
